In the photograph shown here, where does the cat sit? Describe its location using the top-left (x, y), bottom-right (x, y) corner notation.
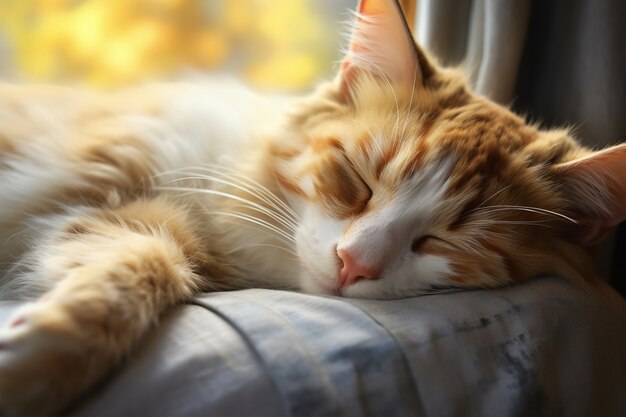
top-left (0, 0), bottom-right (624, 415)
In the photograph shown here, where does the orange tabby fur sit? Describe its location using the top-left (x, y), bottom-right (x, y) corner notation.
top-left (273, 69), bottom-right (619, 290)
top-left (0, 0), bottom-right (624, 415)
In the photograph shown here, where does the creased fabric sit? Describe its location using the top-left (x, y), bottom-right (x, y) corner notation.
top-left (7, 277), bottom-right (617, 417)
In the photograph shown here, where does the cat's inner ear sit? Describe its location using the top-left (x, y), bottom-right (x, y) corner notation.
top-left (340, 0), bottom-right (421, 98)
top-left (553, 143), bottom-right (626, 244)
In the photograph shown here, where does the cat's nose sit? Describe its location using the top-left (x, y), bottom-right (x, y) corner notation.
top-left (337, 248), bottom-right (378, 287)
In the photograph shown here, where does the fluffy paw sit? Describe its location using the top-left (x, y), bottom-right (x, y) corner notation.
top-left (0, 300), bottom-right (95, 416)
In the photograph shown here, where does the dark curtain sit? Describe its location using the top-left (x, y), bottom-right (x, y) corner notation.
top-left (514, 0), bottom-right (625, 292)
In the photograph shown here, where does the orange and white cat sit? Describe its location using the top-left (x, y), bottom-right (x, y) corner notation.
top-left (0, 0), bottom-right (624, 415)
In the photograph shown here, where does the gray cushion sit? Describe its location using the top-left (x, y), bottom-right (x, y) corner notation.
top-left (1, 277), bottom-right (625, 416)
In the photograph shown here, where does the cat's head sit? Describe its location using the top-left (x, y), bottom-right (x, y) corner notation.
top-left (269, 0), bottom-right (626, 298)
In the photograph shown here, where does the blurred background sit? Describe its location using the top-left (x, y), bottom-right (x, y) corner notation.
top-left (0, 0), bottom-right (357, 91)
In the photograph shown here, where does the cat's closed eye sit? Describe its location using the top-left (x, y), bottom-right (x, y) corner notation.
top-left (411, 235), bottom-right (433, 253)
top-left (411, 235), bottom-right (454, 253)
top-left (293, 141), bottom-right (373, 217)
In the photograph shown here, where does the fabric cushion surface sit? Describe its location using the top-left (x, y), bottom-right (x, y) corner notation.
top-left (1, 276), bottom-right (624, 417)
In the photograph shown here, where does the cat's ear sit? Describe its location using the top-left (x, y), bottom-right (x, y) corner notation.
top-left (340, 0), bottom-right (427, 99)
top-left (552, 143), bottom-right (626, 244)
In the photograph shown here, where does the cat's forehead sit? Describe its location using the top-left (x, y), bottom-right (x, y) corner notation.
top-left (342, 99), bottom-right (537, 184)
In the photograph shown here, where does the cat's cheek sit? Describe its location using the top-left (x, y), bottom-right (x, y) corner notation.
top-left (386, 253), bottom-right (455, 297)
top-left (296, 205), bottom-right (347, 258)
top-left (282, 192), bottom-right (308, 218)
top-left (405, 254), bottom-right (455, 290)
top-left (300, 205), bottom-right (348, 242)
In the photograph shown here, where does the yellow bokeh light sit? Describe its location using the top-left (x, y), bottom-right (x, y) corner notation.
top-left (0, 0), bottom-right (337, 90)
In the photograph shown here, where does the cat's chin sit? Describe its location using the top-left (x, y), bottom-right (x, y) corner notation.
top-left (299, 276), bottom-right (340, 297)
top-left (300, 276), bottom-right (385, 299)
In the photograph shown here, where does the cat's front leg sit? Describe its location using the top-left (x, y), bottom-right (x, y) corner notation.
top-left (0, 198), bottom-right (230, 416)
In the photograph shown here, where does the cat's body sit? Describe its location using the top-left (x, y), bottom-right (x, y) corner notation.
top-left (0, 0), bottom-right (624, 415)
top-left (0, 80), bottom-right (299, 296)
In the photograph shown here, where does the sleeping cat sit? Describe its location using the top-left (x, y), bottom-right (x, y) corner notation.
top-left (0, 0), bottom-right (624, 414)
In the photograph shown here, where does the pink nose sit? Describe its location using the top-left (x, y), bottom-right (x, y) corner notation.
top-left (337, 249), bottom-right (379, 288)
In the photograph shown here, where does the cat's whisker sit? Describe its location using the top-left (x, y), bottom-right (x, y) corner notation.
top-left (208, 210), bottom-right (297, 246)
top-left (197, 164), bottom-right (296, 214)
top-left (162, 169), bottom-right (298, 225)
top-left (207, 211), bottom-right (296, 248)
top-left (470, 220), bottom-right (553, 227)
top-left (470, 205), bottom-right (579, 224)
top-left (170, 184), bottom-right (299, 244)
top-left (192, 164), bottom-right (301, 221)
top-left (477, 185), bottom-right (513, 208)
top-left (154, 185), bottom-right (298, 234)
top-left (163, 173), bottom-right (298, 231)
top-left (244, 243), bottom-right (298, 258)
top-left (226, 202), bottom-right (297, 237)
top-left (156, 165), bottom-right (300, 223)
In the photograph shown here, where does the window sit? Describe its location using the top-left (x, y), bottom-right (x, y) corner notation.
top-left (0, 0), bottom-right (357, 90)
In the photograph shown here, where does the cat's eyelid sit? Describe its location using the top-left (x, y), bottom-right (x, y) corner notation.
top-left (412, 235), bottom-right (457, 253)
top-left (411, 234), bottom-right (435, 252)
